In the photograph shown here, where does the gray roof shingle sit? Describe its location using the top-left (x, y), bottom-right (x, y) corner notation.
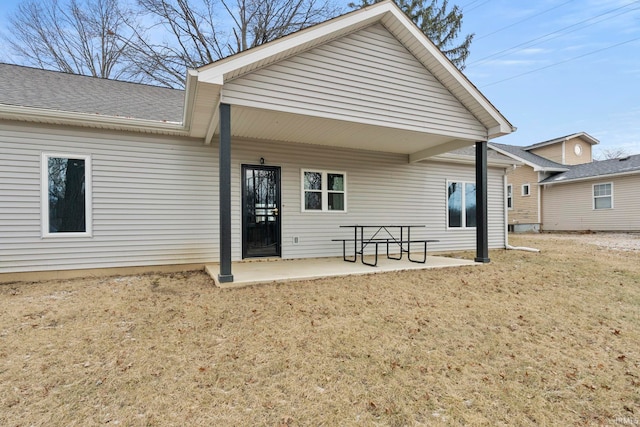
top-left (541, 154), bottom-right (640, 184)
top-left (0, 63), bottom-right (185, 122)
top-left (488, 142), bottom-right (568, 170)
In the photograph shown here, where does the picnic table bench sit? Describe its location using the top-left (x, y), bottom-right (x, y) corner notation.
top-left (332, 225), bottom-right (439, 267)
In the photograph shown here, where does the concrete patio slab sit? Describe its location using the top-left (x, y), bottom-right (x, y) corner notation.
top-left (207, 255), bottom-right (479, 288)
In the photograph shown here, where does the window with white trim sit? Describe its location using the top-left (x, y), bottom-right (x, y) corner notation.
top-left (447, 180), bottom-right (476, 228)
top-left (507, 184), bottom-right (513, 209)
top-left (302, 170), bottom-right (346, 212)
top-left (522, 183), bottom-right (530, 196)
top-left (593, 183), bottom-right (613, 210)
top-left (42, 153), bottom-right (92, 237)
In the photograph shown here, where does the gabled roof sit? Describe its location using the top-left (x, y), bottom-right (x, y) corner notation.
top-left (0, 0), bottom-right (513, 149)
top-left (195, 0), bottom-right (514, 140)
top-left (488, 142), bottom-right (568, 172)
top-left (525, 132), bottom-right (599, 151)
top-left (541, 154), bottom-right (640, 184)
top-left (0, 63), bottom-right (184, 122)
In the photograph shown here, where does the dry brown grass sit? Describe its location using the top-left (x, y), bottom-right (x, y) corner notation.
top-left (1, 234), bottom-right (639, 426)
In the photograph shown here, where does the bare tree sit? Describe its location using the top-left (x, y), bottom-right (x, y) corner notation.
top-left (4, 0), bottom-right (340, 88)
top-left (127, 0), bottom-right (342, 88)
top-left (596, 147), bottom-right (630, 160)
top-left (4, 0), bottom-right (140, 80)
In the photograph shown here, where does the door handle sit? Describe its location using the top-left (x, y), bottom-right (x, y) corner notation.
top-left (272, 207), bottom-right (279, 216)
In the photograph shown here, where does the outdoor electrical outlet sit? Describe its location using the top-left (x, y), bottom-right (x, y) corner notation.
top-left (293, 237), bottom-right (299, 244)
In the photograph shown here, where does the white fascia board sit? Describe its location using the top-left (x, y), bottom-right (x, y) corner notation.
top-left (197, 2), bottom-right (392, 85)
top-left (488, 123), bottom-right (516, 139)
top-left (381, 8), bottom-right (513, 139)
top-left (580, 133), bottom-right (600, 145)
top-left (204, 94), bottom-right (222, 145)
top-left (182, 69), bottom-right (199, 130)
top-left (430, 152), bottom-right (522, 167)
top-left (0, 104), bottom-right (187, 134)
top-left (540, 169), bottom-right (640, 186)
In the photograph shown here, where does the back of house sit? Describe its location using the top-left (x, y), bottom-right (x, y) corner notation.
top-left (0, 1), bottom-right (517, 283)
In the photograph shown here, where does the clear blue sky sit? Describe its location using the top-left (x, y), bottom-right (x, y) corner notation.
top-left (458, 0), bottom-right (640, 157)
top-left (1, 0), bottom-right (639, 156)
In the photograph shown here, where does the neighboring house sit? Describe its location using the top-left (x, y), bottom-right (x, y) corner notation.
top-left (490, 132), bottom-right (640, 232)
top-left (490, 132), bottom-right (599, 232)
top-left (540, 154), bottom-right (640, 231)
top-left (0, 0), bottom-right (515, 284)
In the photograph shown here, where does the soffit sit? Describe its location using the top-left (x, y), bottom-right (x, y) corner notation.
top-left (226, 105), bottom-right (460, 155)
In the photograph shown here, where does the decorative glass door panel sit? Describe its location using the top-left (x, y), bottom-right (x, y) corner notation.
top-left (242, 165), bottom-right (281, 258)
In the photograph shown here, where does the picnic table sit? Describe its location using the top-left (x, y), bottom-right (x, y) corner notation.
top-left (333, 225), bottom-right (439, 267)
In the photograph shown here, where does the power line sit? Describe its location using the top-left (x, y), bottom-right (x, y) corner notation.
top-left (475, 0), bottom-right (575, 41)
top-left (460, 0), bottom-right (484, 9)
top-left (468, 0), bottom-right (640, 67)
top-left (481, 35), bottom-right (640, 87)
top-left (463, 0), bottom-right (491, 13)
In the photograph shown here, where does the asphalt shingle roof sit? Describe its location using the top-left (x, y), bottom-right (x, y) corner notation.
top-left (0, 63), bottom-right (185, 122)
top-left (488, 142), bottom-right (568, 170)
top-left (541, 154), bottom-right (640, 184)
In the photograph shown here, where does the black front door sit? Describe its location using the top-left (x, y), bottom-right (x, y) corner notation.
top-left (242, 165), bottom-right (281, 258)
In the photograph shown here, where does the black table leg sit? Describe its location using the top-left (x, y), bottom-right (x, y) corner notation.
top-left (408, 241), bottom-right (427, 263)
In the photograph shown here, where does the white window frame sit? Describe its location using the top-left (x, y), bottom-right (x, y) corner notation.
top-left (522, 183), bottom-right (531, 197)
top-left (507, 184), bottom-right (513, 210)
top-left (41, 153), bottom-right (93, 238)
top-left (301, 169), bottom-right (347, 212)
top-left (446, 180), bottom-right (476, 229)
top-left (593, 182), bottom-right (613, 210)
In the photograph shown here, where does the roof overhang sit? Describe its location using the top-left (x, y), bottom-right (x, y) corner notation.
top-left (0, 0), bottom-right (514, 159)
top-left (190, 0), bottom-right (513, 160)
top-left (0, 104), bottom-right (189, 136)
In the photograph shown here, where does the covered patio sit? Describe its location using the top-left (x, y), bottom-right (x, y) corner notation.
top-left (207, 254), bottom-right (478, 288)
top-left (186, 1), bottom-right (514, 285)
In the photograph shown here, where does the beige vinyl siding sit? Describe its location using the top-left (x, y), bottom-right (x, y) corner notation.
top-left (0, 121), bottom-right (218, 274)
top-left (542, 175), bottom-right (640, 231)
top-left (2, 121), bottom-right (506, 274)
top-left (505, 165), bottom-right (539, 225)
top-left (230, 139), bottom-right (506, 259)
top-left (222, 23), bottom-right (486, 141)
top-left (530, 144), bottom-right (563, 164)
top-left (564, 139), bottom-right (592, 165)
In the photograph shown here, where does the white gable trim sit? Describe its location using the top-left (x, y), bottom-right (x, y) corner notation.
top-left (197, 4), bottom-right (391, 85)
top-left (196, 0), bottom-right (513, 139)
top-left (525, 132), bottom-right (600, 151)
